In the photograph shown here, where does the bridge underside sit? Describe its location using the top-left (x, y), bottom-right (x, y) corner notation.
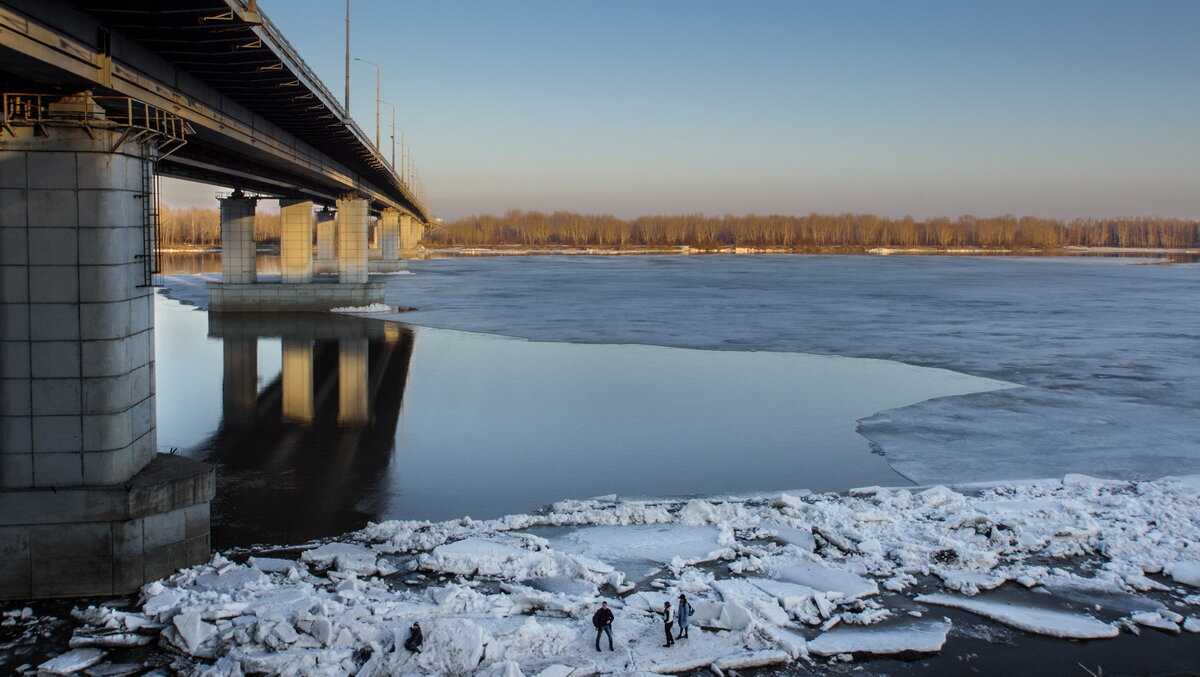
top-left (0, 0), bottom-right (427, 216)
top-left (0, 0), bottom-right (429, 599)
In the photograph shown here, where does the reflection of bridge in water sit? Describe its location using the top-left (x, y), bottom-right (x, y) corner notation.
top-left (206, 312), bottom-right (415, 549)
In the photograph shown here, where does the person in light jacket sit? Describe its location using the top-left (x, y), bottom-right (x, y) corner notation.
top-left (676, 593), bottom-right (694, 639)
top-left (661, 601), bottom-right (675, 647)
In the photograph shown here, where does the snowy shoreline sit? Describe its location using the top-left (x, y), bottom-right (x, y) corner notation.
top-left (41, 473), bottom-right (1200, 676)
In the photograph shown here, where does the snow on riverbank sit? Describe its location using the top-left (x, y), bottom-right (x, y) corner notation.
top-left (58, 474), bottom-right (1200, 676)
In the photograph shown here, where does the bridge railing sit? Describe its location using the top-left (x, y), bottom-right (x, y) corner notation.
top-left (2, 92), bottom-right (191, 156)
top-left (232, 0), bottom-right (430, 219)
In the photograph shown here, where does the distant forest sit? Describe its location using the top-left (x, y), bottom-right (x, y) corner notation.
top-left (427, 211), bottom-right (1199, 249)
top-left (159, 205), bottom-right (1198, 250)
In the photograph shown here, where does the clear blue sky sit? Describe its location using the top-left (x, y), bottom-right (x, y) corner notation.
top-left (162, 0), bottom-right (1200, 221)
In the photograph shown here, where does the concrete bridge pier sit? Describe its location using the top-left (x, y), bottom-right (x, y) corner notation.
top-left (369, 208), bottom-right (406, 273)
top-left (280, 199), bottom-right (315, 284)
top-left (0, 119), bottom-right (213, 600)
top-left (400, 213), bottom-right (424, 259)
top-left (314, 207), bottom-right (337, 274)
top-left (208, 192), bottom-right (383, 311)
top-left (336, 194), bottom-right (370, 285)
top-left (219, 192), bottom-right (258, 284)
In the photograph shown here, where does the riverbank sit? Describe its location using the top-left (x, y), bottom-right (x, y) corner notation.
top-left (409, 244), bottom-right (1200, 260)
top-left (10, 473), bottom-right (1200, 676)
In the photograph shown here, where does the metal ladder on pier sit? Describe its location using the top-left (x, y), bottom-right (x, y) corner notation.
top-left (136, 148), bottom-right (161, 287)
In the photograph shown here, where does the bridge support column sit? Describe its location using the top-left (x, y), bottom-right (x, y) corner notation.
top-left (314, 207), bottom-right (337, 274)
top-left (279, 199), bottom-right (314, 284)
top-left (368, 218), bottom-right (380, 259)
top-left (281, 338), bottom-right (314, 424)
top-left (219, 192), bottom-right (257, 284)
top-left (399, 214), bottom-right (423, 259)
top-left (0, 120), bottom-right (212, 600)
top-left (208, 198), bottom-right (383, 311)
top-left (338, 338), bottom-right (370, 427)
top-left (336, 194), bottom-right (369, 284)
top-left (369, 208), bottom-right (405, 273)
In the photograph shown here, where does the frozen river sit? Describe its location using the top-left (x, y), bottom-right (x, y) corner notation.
top-left (156, 254), bottom-right (1199, 547)
top-left (368, 254), bottom-right (1200, 485)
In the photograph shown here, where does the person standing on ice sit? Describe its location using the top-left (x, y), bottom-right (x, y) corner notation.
top-left (661, 600), bottom-right (675, 647)
top-left (592, 601), bottom-right (615, 651)
top-left (404, 622), bottom-right (422, 653)
top-left (676, 593), bottom-right (693, 639)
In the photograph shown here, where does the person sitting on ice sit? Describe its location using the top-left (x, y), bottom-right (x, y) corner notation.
top-left (592, 600), bottom-right (615, 651)
top-left (404, 622), bottom-right (423, 653)
top-left (676, 593), bottom-right (694, 639)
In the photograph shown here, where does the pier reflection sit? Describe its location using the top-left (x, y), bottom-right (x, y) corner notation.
top-left (206, 312), bottom-right (415, 548)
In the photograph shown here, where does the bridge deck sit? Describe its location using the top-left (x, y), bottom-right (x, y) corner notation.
top-left (0, 0), bottom-right (427, 218)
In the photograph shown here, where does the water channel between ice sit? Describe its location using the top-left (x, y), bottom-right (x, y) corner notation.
top-left (153, 294), bottom-right (1014, 548)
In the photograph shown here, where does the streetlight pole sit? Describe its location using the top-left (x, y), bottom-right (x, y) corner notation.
top-left (354, 57), bottom-right (381, 151)
top-left (381, 100), bottom-right (397, 169)
top-left (343, 0), bottom-right (350, 115)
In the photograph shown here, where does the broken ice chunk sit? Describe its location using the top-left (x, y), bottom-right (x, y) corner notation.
top-left (769, 560), bottom-right (878, 599)
top-left (1164, 561), bottom-right (1200, 588)
top-left (38, 648), bottom-right (105, 675)
top-left (916, 593), bottom-right (1118, 639)
top-left (808, 619), bottom-right (952, 656)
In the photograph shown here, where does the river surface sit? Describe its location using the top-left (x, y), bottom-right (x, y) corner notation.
top-left (153, 252), bottom-right (1198, 551)
top-left (154, 293), bottom-right (1010, 548)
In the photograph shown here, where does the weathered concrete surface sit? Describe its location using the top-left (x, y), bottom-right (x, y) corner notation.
top-left (336, 195), bottom-right (369, 284)
top-left (0, 453), bottom-right (214, 599)
top-left (279, 199), bottom-right (315, 284)
top-left (206, 281), bottom-right (385, 311)
top-left (314, 208), bottom-right (337, 274)
top-left (219, 193), bottom-right (257, 285)
top-left (2, 123), bottom-right (214, 599)
top-left (1, 125), bottom-right (157, 490)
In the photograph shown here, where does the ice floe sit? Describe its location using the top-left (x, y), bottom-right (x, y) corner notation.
top-left (915, 593), bottom-right (1119, 639)
top-left (44, 473), bottom-right (1200, 675)
top-left (808, 619), bottom-right (952, 656)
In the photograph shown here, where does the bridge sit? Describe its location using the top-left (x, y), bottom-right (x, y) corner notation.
top-left (0, 0), bottom-right (430, 597)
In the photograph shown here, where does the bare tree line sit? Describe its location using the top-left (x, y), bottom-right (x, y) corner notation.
top-left (426, 210), bottom-right (1198, 250)
top-left (160, 205), bottom-right (1198, 250)
top-left (159, 206), bottom-right (280, 246)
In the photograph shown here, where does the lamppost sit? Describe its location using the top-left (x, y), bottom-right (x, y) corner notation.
top-left (354, 57), bottom-right (381, 152)
top-left (343, 0), bottom-right (350, 115)
top-left (381, 100), bottom-right (397, 169)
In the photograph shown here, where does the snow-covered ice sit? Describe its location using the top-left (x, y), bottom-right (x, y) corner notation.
top-left (37, 648), bottom-right (106, 674)
top-left (915, 593), bottom-right (1119, 639)
top-left (330, 303), bottom-right (394, 313)
top-left (807, 618), bottom-right (952, 656)
top-left (547, 524), bottom-right (725, 565)
top-left (48, 472), bottom-right (1200, 675)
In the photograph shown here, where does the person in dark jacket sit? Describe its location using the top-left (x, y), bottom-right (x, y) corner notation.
top-left (661, 601), bottom-right (675, 647)
top-left (676, 594), bottom-right (694, 639)
top-left (404, 622), bottom-right (423, 653)
top-left (592, 601), bottom-right (615, 651)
